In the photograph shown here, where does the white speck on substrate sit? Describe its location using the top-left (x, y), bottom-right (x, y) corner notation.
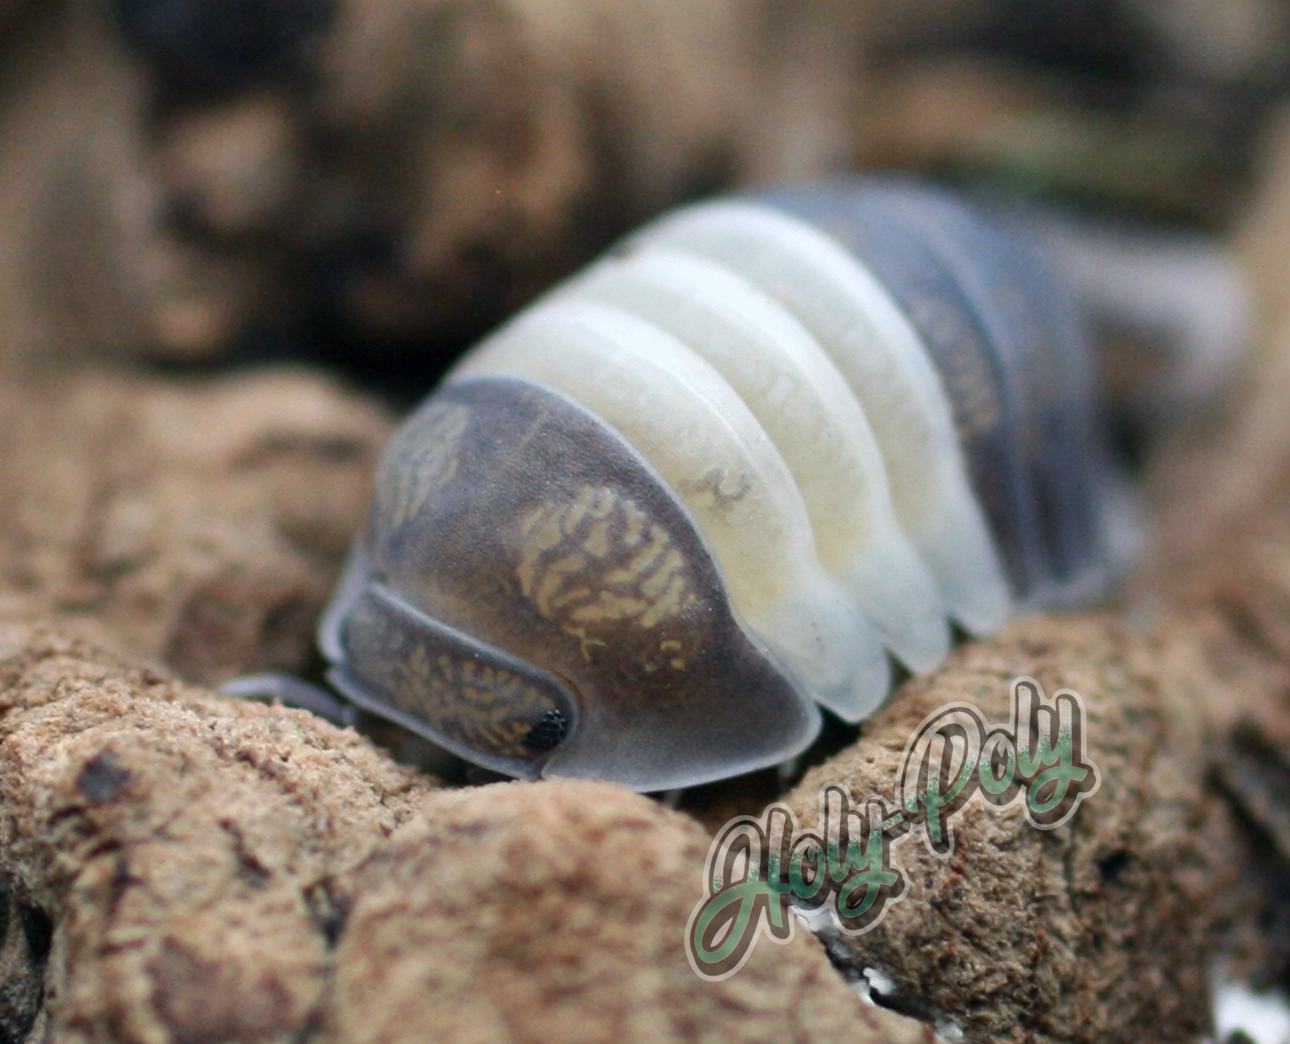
top-left (1213, 978), bottom-right (1290, 1044)
top-left (864, 966), bottom-right (897, 997)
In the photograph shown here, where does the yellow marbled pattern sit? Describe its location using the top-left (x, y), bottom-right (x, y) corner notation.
top-left (515, 484), bottom-right (698, 667)
top-left (362, 599), bottom-right (560, 757)
top-left (378, 403), bottom-right (471, 530)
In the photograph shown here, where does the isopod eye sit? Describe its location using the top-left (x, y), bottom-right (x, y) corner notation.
top-left (521, 709), bottom-right (570, 754)
top-left (319, 376), bottom-right (821, 792)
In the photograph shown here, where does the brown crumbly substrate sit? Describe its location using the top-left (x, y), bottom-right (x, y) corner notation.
top-left (1132, 109), bottom-right (1290, 991)
top-left (0, 369), bottom-right (393, 685)
top-left (0, 624), bottom-right (934, 1044)
top-left (784, 612), bottom-right (1240, 1044)
top-left (0, 595), bottom-right (1248, 1043)
top-left (0, 624), bottom-right (436, 1044)
top-left (317, 781), bottom-right (936, 1044)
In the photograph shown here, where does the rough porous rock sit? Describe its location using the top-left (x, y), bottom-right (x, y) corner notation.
top-left (784, 613), bottom-right (1238, 1044)
top-left (0, 623), bottom-right (439, 1044)
top-left (0, 369), bottom-right (393, 683)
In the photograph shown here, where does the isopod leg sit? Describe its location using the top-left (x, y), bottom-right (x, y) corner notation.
top-left (220, 671), bottom-right (357, 726)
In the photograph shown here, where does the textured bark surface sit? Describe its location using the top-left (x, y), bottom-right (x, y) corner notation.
top-left (784, 613), bottom-right (1238, 1044)
top-left (0, 369), bottom-right (393, 684)
top-left (0, 624), bottom-right (438, 1044)
top-left (279, 0), bottom-right (870, 344)
top-left (1122, 110), bottom-right (1290, 988)
top-left (0, 625), bottom-right (934, 1044)
top-left (315, 781), bottom-right (935, 1044)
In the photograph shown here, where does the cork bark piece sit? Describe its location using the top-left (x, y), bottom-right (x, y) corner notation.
top-left (783, 612), bottom-right (1239, 1044)
top-left (0, 623), bottom-right (933, 1044)
top-left (144, 0), bottom-right (869, 349)
top-left (0, 369), bottom-right (393, 685)
top-left (317, 779), bottom-right (936, 1044)
top-left (1116, 108), bottom-right (1290, 987)
top-left (0, 623), bottom-right (440, 1044)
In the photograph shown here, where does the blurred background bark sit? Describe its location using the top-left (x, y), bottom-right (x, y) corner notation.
top-left (0, 0), bottom-right (873, 372)
top-left (7, 0), bottom-right (1285, 376)
top-left (4, 3), bottom-right (1290, 1040)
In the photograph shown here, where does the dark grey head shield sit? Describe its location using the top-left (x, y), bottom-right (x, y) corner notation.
top-left (320, 376), bottom-right (820, 791)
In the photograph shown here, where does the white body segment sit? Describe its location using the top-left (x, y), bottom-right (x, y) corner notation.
top-left (454, 300), bottom-right (894, 721)
top-left (636, 202), bottom-right (1012, 636)
top-left (558, 247), bottom-right (951, 672)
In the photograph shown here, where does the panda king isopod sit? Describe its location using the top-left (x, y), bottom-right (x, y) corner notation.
top-left (314, 180), bottom-right (1126, 792)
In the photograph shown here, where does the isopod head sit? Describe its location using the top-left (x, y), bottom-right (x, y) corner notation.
top-left (318, 376), bottom-right (821, 790)
top-left (319, 179), bottom-right (1125, 792)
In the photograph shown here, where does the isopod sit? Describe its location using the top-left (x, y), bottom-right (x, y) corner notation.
top-left (312, 179), bottom-right (1127, 792)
